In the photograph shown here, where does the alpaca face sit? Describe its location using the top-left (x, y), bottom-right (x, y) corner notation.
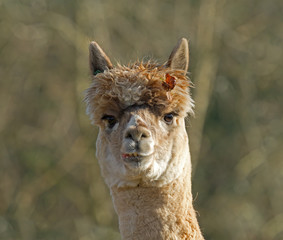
top-left (85, 39), bottom-right (193, 188)
top-left (95, 103), bottom-right (189, 188)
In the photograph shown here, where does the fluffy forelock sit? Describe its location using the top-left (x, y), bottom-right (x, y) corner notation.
top-left (85, 61), bottom-right (194, 125)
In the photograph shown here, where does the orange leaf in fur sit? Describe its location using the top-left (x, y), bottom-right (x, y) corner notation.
top-left (162, 73), bottom-right (176, 91)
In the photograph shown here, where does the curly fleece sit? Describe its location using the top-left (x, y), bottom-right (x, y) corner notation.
top-left (85, 62), bottom-right (194, 124)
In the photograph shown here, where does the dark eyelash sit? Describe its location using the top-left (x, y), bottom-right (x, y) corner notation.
top-left (101, 115), bottom-right (112, 120)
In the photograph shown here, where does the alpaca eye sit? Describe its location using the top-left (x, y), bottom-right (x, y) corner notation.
top-left (102, 115), bottom-right (117, 129)
top-left (163, 113), bottom-right (174, 124)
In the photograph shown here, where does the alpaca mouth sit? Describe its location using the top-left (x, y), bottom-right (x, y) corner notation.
top-left (122, 152), bottom-right (141, 163)
top-left (121, 151), bottom-right (154, 170)
top-left (121, 152), bottom-right (153, 165)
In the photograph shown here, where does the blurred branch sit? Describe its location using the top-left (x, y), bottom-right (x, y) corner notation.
top-left (190, 0), bottom-right (225, 174)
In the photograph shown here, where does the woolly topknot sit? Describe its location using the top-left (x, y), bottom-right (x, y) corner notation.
top-left (85, 61), bottom-right (194, 125)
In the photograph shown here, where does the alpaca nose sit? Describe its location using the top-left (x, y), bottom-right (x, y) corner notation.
top-left (124, 127), bottom-right (151, 142)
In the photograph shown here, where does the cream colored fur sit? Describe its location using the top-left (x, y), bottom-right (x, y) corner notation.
top-left (85, 38), bottom-right (204, 239)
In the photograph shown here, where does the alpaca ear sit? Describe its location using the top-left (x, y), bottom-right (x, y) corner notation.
top-left (89, 41), bottom-right (113, 75)
top-left (166, 38), bottom-right (189, 73)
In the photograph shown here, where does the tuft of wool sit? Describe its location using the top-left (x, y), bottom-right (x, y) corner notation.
top-left (85, 61), bottom-right (194, 125)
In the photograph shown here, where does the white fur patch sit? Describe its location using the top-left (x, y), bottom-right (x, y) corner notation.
top-left (113, 82), bottom-right (146, 108)
top-left (126, 114), bottom-right (145, 128)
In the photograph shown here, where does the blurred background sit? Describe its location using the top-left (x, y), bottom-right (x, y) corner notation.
top-left (0, 0), bottom-right (282, 239)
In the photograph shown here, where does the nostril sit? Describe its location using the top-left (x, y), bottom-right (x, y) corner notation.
top-left (124, 128), bottom-right (151, 142)
top-left (125, 132), bottom-right (133, 140)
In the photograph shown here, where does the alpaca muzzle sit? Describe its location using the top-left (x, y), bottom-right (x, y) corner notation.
top-left (121, 122), bottom-right (154, 166)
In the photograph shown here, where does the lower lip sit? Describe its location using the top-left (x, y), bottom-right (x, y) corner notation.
top-left (122, 153), bottom-right (141, 162)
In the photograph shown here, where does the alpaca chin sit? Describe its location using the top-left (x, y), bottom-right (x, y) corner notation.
top-left (122, 154), bottom-right (153, 171)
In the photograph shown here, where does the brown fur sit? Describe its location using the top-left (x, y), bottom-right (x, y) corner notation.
top-left (84, 39), bottom-right (204, 239)
top-left (111, 158), bottom-right (203, 240)
top-left (85, 62), bottom-right (194, 126)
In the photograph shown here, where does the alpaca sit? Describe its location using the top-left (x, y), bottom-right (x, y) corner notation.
top-left (85, 38), bottom-right (204, 240)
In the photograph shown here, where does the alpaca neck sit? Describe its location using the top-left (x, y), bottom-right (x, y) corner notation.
top-left (110, 161), bottom-right (204, 240)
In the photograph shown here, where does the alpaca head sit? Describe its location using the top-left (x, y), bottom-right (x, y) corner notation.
top-left (85, 39), bottom-right (194, 188)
